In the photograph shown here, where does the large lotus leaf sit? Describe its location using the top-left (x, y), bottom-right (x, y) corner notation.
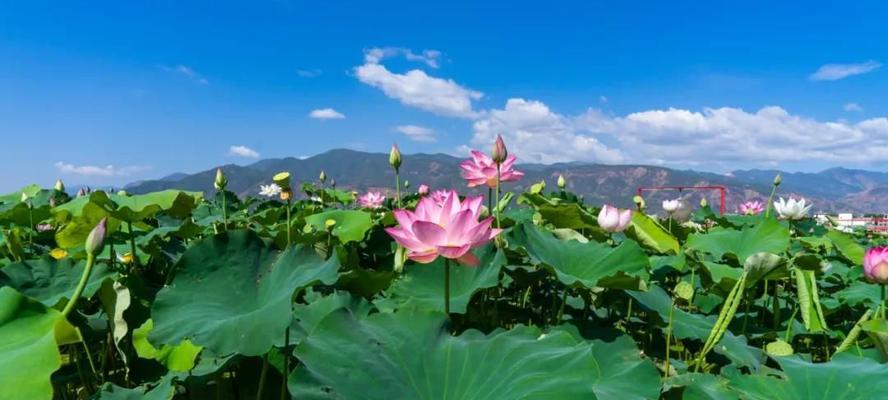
top-left (53, 200), bottom-right (114, 249)
top-left (0, 256), bottom-right (114, 307)
top-left (727, 354), bottom-right (888, 399)
top-left (150, 230), bottom-right (339, 356)
top-left (686, 219), bottom-right (789, 264)
top-left (629, 285), bottom-right (764, 370)
top-left (826, 230), bottom-right (865, 264)
top-left (304, 209), bottom-right (373, 244)
top-left (834, 280), bottom-right (882, 307)
top-left (51, 191), bottom-right (114, 221)
top-left (290, 309), bottom-right (661, 400)
top-left (668, 373), bottom-right (735, 400)
top-left (387, 245), bottom-right (504, 313)
top-left (512, 223), bottom-right (649, 289)
top-left (0, 287), bottom-right (65, 400)
top-left (287, 290), bottom-right (373, 343)
top-left (518, 192), bottom-right (599, 230)
top-left (626, 212), bottom-right (680, 255)
top-left (95, 373), bottom-right (178, 400)
top-left (107, 190), bottom-right (202, 221)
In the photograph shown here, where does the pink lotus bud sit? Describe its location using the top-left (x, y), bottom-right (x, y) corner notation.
top-left (864, 247), bottom-right (888, 284)
top-left (491, 135), bottom-right (508, 164)
top-left (389, 143), bottom-right (402, 170)
top-left (418, 184), bottom-right (429, 196)
top-left (85, 218), bottom-right (108, 256)
top-left (597, 204), bottom-right (632, 233)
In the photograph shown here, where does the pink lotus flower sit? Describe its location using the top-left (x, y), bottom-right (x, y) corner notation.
top-left (597, 204), bottom-right (632, 233)
top-left (739, 200), bottom-right (765, 215)
top-left (864, 247), bottom-right (888, 284)
top-left (430, 189), bottom-right (450, 206)
top-left (358, 191), bottom-right (385, 209)
top-left (417, 184), bottom-right (429, 196)
top-left (459, 150), bottom-right (524, 188)
top-left (385, 190), bottom-right (500, 266)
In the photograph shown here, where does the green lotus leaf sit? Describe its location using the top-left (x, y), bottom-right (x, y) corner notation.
top-left (107, 190), bottom-right (202, 221)
top-left (727, 354), bottom-right (888, 399)
top-left (287, 290), bottom-right (373, 343)
top-left (626, 212), bottom-right (680, 254)
top-left (290, 309), bottom-right (661, 399)
top-left (0, 287), bottom-right (66, 400)
top-left (387, 245), bottom-right (505, 313)
top-left (95, 373), bottom-right (179, 400)
top-left (0, 256), bottom-right (114, 307)
top-left (512, 223), bottom-right (650, 290)
top-left (150, 230), bottom-right (340, 356)
top-left (133, 319), bottom-right (202, 372)
top-left (304, 209), bottom-right (373, 244)
top-left (687, 219), bottom-right (790, 264)
top-left (826, 230), bottom-right (865, 264)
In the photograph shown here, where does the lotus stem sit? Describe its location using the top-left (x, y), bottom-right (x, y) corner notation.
top-left (881, 285), bottom-right (886, 320)
top-left (28, 206), bottom-right (34, 245)
top-left (444, 258), bottom-right (451, 315)
top-left (495, 165), bottom-right (501, 230)
top-left (626, 297), bottom-right (634, 322)
top-left (62, 253), bottom-right (96, 318)
top-left (664, 299), bottom-right (675, 380)
top-left (286, 198), bottom-right (292, 248)
top-left (764, 184), bottom-right (778, 218)
top-left (128, 222), bottom-right (138, 268)
top-left (257, 354), bottom-right (269, 400)
top-left (221, 191), bottom-right (228, 231)
top-left (556, 287), bottom-right (568, 325)
top-left (395, 168), bottom-right (401, 209)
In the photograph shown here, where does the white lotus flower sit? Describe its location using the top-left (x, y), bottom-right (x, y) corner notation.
top-left (259, 183), bottom-right (282, 198)
top-left (662, 199), bottom-right (680, 213)
top-left (773, 197), bottom-right (812, 220)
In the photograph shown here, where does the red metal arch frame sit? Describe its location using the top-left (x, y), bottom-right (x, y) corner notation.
top-left (636, 185), bottom-right (727, 215)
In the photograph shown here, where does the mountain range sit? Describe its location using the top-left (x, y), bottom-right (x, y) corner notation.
top-left (126, 149), bottom-right (888, 214)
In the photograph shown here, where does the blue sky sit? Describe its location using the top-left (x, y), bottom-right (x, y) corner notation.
top-left (2, 1), bottom-right (887, 191)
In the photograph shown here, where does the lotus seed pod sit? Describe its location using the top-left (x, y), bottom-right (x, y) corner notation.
top-left (54, 179), bottom-right (65, 192)
top-left (85, 218), bottom-right (108, 256)
top-left (633, 195), bottom-right (646, 210)
top-left (214, 168), bottom-right (228, 191)
top-left (273, 172), bottom-right (291, 190)
top-left (325, 219), bottom-right (337, 230)
top-left (557, 174), bottom-right (566, 189)
top-left (491, 135), bottom-right (508, 164)
top-left (674, 281), bottom-right (694, 302)
top-left (389, 143), bottom-right (402, 170)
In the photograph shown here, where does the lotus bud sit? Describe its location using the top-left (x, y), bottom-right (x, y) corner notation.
top-left (319, 170), bottom-right (327, 184)
top-left (404, 180), bottom-right (410, 189)
top-left (864, 247), bottom-right (888, 284)
top-left (117, 190), bottom-right (128, 196)
top-left (597, 204), bottom-right (632, 233)
top-left (77, 188), bottom-right (87, 197)
top-left (389, 143), bottom-right (402, 170)
top-left (492, 135), bottom-right (508, 165)
top-left (330, 179), bottom-right (336, 188)
top-left (418, 184), bottom-right (429, 196)
top-left (557, 174), bottom-right (566, 189)
top-left (633, 195), bottom-right (646, 210)
top-left (700, 197), bottom-right (708, 208)
top-left (214, 168), bottom-right (228, 191)
top-left (20, 192), bottom-right (29, 203)
top-left (54, 179), bottom-right (65, 192)
top-left (85, 218), bottom-right (108, 256)
top-left (273, 172), bottom-right (291, 191)
top-left (773, 173), bottom-right (782, 187)
top-left (49, 198), bottom-right (57, 208)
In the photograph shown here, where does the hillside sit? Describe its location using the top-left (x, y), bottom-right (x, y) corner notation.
top-left (126, 149), bottom-right (888, 213)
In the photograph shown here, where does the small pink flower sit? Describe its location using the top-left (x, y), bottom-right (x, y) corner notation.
top-left (358, 191), bottom-right (385, 209)
top-left (385, 189), bottom-right (500, 266)
top-left (597, 204), bottom-right (632, 233)
top-left (739, 200), bottom-right (765, 215)
top-left (430, 189), bottom-right (450, 206)
top-left (864, 247), bottom-right (888, 284)
top-left (417, 184), bottom-right (430, 196)
top-left (459, 150), bottom-right (524, 188)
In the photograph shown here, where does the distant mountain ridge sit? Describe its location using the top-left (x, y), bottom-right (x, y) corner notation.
top-left (126, 149), bottom-right (888, 213)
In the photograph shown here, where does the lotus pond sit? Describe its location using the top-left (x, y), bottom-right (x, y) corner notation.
top-left (2, 154), bottom-right (888, 399)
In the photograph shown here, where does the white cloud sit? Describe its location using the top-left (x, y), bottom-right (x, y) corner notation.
top-left (309, 108), bottom-right (345, 119)
top-left (468, 98), bottom-right (888, 168)
top-left (844, 102), bottom-right (863, 112)
top-left (810, 61), bottom-right (881, 81)
top-left (363, 47), bottom-right (442, 68)
top-left (470, 98), bottom-right (624, 164)
top-left (54, 162), bottom-right (151, 177)
top-left (296, 69), bottom-right (322, 78)
top-left (160, 64), bottom-right (209, 84)
top-left (354, 48), bottom-right (482, 118)
top-left (228, 145), bottom-right (260, 158)
top-left (396, 125), bottom-right (437, 142)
